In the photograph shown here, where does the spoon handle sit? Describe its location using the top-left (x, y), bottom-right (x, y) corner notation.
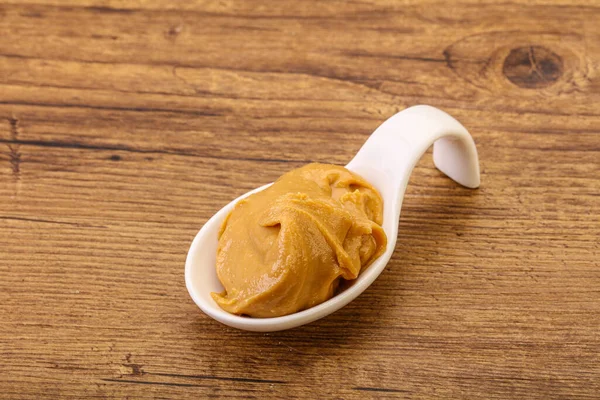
top-left (346, 105), bottom-right (480, 215)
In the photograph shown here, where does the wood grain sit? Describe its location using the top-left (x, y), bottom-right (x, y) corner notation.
top-left (0, 0), bottom-right (599, 398)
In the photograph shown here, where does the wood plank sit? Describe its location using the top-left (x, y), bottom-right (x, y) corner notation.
top-left (0, 2), bottom-right (599, 117)
top-left (1, 0), bottom-right (599, 399)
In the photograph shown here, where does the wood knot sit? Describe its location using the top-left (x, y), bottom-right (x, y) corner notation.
top-left (165, 24), bottom-right (183, 40)
top-left (120, 363), bottom-right (144, 376)
top-left (502, 46), bottom-right (563, 88)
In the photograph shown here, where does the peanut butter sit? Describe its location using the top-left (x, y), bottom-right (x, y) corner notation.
top-left (211, 163), bottom-right (387, 318)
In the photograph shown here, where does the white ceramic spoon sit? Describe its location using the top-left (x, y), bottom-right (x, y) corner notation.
top-left (185, 105), bottom-right (480, 332)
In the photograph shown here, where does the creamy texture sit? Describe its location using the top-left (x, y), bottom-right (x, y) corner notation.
top-left (212, 163), bottom-right (387, 318)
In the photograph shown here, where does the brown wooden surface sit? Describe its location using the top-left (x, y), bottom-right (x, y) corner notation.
top-left (1, 0), bottom-right (599, 398)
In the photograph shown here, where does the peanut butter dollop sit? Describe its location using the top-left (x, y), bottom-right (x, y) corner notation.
top-left (212, 163), bottom-right (387, 318)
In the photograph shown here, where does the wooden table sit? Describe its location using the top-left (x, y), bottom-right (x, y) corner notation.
top-left (1, 1), bottom-right (599, 398)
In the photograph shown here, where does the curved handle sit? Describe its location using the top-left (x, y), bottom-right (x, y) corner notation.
top-left (346, 105), bottom-right (480, 224)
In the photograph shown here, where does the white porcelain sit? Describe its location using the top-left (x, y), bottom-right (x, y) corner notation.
top-left (186, 105), bottom-right (480, 332)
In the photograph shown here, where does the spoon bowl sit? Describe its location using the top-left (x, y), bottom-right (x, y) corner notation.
top-left (186, 105), bottom-right (480, 332)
